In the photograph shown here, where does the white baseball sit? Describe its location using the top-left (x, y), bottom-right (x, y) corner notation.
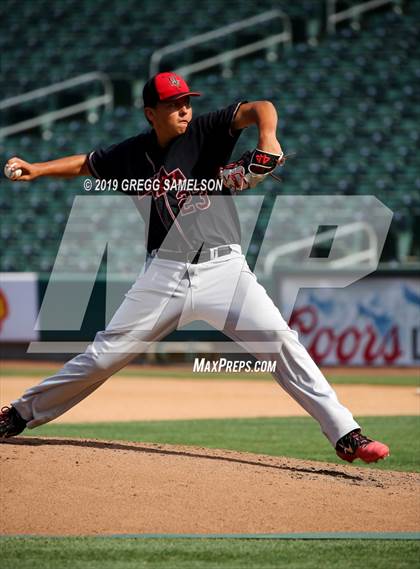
top-left (4, 164), bottom-right (23, 180)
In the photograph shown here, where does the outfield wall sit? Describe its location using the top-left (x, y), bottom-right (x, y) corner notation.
top-left (0, 271), bottom-right (419, 367)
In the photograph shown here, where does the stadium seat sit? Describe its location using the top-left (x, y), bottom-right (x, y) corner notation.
top-left (1, 2), bottom-right (419, 271)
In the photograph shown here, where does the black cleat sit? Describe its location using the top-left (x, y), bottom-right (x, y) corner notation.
top-left (336, 429), bottom-right (390, 464)
top-left (0, 405), bottom-right (27, 438)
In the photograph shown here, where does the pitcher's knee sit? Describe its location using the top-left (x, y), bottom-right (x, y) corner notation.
top-left (62, 349), bottom-right (120, 379)
top-left (259, 328), bottom-right (299, 348)
top-left (85, 352), bottom-right (123, 375)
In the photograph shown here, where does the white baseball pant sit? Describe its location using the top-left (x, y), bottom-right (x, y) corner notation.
top-left (13, 245), bottom-right (360, 445)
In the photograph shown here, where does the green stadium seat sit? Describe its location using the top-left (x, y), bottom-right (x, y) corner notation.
top-left (2, 3), bottom-right (419, 270)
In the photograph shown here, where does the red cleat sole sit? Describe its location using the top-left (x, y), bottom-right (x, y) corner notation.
top-left (337, 441), bottom-right (390, 464)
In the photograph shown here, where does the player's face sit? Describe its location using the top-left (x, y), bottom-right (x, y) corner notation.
top-left (150, 96), bottom-right (192, 139)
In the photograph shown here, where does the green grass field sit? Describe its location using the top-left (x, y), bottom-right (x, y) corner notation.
top-left (1, 365), bottom-right (419, 385)
top-left (1, 537), bottom-right (419, 569)
top-left (27, 415), bottom-right (420, 472)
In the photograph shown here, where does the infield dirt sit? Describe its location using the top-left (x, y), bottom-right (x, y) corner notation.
top-left (1, 437), bottom-right (419, 535)
top-left (1, 365), bottom-right (419, 535)
top-left (1, 377), bottom-right (418, 421)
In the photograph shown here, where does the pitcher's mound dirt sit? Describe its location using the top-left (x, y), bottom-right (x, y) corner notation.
top-left (1, 437), bottom-right (419, 535)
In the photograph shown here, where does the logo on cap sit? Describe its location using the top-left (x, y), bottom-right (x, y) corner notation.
top-left (169, 75), bottom-right (181, 89)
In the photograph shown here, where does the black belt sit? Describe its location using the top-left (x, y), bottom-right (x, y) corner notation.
top-left (154, 245), bottom-right (232, 264)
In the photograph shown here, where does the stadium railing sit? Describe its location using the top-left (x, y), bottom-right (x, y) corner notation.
top-left (149, 9), bottom-right (292, 77)
top-left (0, 72), bottom-right (114, 138)
top-left (326, 0), bottom-right (403, 33)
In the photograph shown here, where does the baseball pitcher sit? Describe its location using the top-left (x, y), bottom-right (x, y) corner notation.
top-left (0, 72), bottom-right (389, 464)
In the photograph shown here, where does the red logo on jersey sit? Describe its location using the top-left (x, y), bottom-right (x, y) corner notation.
top-left (152, 166), bottom-right (185, 197)
top-left (151, 167), bottom-right (210, 215)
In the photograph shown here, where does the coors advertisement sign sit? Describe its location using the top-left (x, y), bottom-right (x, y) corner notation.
top-left (280, 276), bottom-right (420, 367)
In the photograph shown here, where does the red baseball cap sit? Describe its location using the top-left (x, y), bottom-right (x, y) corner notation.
top-left (143, 72), bottom-right (201, 107)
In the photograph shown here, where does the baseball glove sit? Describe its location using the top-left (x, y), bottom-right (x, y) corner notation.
top-left (220, 148), bottom-right (285, 192)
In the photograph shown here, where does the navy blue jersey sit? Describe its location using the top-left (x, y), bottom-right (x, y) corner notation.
top-left (87, 102), bottom-right (245, 253)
